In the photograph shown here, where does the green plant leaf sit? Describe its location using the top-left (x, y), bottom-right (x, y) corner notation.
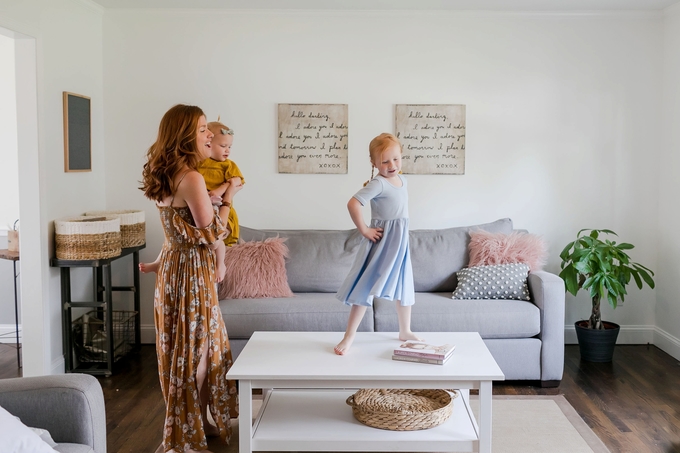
top-left (617, 243), bottom-right (634, 250)
top-left (559, 265), bottom-right (580, 296)
top-left (634, 266), bottom-right (656, 289)
top-left (631, 270), bottom-right (642, 288)
top-left (582, 275), bottom-right (596, 291)
top-left (598, 229), bottom-right (617, 236)
top-left (607, 291), bottom-right (618, 309)
top-left (559, 241), bottom-right (575, 262)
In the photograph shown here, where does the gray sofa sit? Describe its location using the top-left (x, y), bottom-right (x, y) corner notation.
top-left (220, 218), bottom-right (565, 387)
top-left (0, 374), bottom-right (106, 453)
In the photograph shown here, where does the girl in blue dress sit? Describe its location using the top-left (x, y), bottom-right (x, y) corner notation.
top-left (335, 133), bottom-right (423, 355)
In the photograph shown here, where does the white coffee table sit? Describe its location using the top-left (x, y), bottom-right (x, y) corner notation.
top-left (227, 331), bottom-right (504, 453)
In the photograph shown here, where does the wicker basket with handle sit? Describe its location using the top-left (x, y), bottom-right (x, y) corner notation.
top-left (346, 388), bottom-right (457, 431)
top-left (55, 216), bottom-right (121, 260)
top-left (84, 210), bottom-right (145, 248)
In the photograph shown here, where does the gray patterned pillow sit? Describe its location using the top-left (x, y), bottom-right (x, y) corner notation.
top-left (452, 263), bottom-right (531, 301)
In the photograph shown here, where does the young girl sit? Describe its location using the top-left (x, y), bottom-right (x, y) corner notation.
top-left (335, 133), bottom-right (422, 355)
top-left (198, 121), bottom-right (245, 246)
top-left (140, 104), bottom-right (240, 453)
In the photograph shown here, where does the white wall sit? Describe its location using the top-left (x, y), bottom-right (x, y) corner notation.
top-left (104, 10), bottom-right (663, 346)
top-left (657, 4), bottom-right (680, 358)
top-left (0, 0), bottom-right (105, 375)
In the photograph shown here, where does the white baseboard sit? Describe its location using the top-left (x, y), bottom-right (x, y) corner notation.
top-left (653, 326), bottom-right (680, 362)
top-left (141, 324), bottom-right (155, 344)
top-left (0, 324), bottom-right (21, 343)
top-left (564, 324), bottom-right (680, 361)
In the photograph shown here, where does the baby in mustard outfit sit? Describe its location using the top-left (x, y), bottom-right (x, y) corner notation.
top-left (199, 121), bottom-right (245, 246)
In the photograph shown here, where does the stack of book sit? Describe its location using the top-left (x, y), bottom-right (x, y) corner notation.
top-left (392, 341), bottom-right (456, 365)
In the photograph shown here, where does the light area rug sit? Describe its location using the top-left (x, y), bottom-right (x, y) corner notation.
top-left (208, 394), bottom-right (610, 453)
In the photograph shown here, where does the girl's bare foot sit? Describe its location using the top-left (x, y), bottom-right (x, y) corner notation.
top-left (399, 331), bottom-right (424, 342)
top-left (140, 261), bottom-right (159, 273)
top-left (334, 334), bottom-right (355, 355)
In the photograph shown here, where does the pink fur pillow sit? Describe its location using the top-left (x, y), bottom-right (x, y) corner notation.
top-left (218, 237), bottom-right (294, 299)
top-left (468, 230), bottom-right (548, 272)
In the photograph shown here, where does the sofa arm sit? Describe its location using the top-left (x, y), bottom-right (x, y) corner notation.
top-left (528, 271), bottom-right (565, 385)
top-left (0, 374), bottom-right (106, 453)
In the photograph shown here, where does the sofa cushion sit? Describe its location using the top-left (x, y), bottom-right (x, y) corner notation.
top-left (409, 218), bottom-right (514, 292)
top-left (239, 227), bottom-right (363, 293)
top-left (373, 292), bottom-right (540, 339)
top-left (218, 237), bottom-right (293, 299)
top-left (452, 263), bottom-right (531, 301)
top-left (220, 293), bottom-right (374, 338)
top-left (468, 230), bottom-right (548, 271)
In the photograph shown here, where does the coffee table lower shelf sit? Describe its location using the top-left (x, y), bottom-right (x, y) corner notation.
top-left (250, 389), bottom-right (479, 452)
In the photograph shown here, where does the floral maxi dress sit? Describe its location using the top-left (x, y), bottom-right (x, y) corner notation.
top-left (154, 206), bottom-right (238, 452)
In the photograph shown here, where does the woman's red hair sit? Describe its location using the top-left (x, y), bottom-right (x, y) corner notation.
top-left (140, 104), bottom-right (205, 202)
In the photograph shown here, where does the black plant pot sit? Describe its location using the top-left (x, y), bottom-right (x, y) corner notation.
top-left (574, 320), bottom-right (620, 362)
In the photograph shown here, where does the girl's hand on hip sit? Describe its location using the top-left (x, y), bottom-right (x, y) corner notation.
top-left (363, 227), bottom-right (383, 243)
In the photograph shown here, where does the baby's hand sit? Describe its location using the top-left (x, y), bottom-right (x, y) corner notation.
top-left (362, 227), bottom-right (383, 243)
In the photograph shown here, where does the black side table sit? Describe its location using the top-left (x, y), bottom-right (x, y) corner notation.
top-left (0, 249), bottom-right (21, 368)
top-left (50, 244), bottom-right (144, 376)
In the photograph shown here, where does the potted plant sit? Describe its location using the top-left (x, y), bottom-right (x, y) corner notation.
top-left (559, 228), bottom-right (655, 362)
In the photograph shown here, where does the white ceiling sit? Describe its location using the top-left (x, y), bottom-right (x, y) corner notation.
top-left (89, 0), bottom-right (680, 12)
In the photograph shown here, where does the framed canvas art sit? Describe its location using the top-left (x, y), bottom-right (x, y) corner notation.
top-left (395, 104), bottom-right (466, 175)
top-left (278, 103), bottom-right (348, 174)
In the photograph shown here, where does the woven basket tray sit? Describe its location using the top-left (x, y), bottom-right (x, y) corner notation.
top-left (55, 216), bottom-right (121, 260)
top-left (346, 388), bottom-right (457, 431)
top-left (84, 210), bottom-right (145, 248)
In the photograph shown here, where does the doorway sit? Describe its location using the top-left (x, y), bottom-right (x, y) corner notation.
top-left (0, 24), bottom-right (45, 376)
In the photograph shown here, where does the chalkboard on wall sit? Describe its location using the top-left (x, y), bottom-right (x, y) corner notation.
top-left (63, 92), bottom-right (91, 172)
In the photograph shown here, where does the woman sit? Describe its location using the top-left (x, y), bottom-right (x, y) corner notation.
top-left (140, 104), bottom-right (241, 453)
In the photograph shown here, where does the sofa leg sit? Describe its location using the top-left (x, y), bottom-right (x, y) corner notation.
top-left (541, 380), bottom-right (561, 388)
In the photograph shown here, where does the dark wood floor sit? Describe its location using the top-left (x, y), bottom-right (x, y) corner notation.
top-left (2, 343), bottom-right (680, 452)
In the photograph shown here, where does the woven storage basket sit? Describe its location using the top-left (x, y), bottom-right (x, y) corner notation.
top-left (84, 210), bottom-right (145, 248)
top-left (55, 216), bottom-right (121, 260)
top-left (346, 388), bottom-right (457, 431)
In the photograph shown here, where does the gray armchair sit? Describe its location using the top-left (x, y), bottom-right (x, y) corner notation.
top-left (0, 373), bottom-right (106, 453)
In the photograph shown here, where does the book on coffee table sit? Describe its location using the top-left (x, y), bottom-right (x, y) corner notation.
top-left (393, 341), bottom-right (456, 360)
top-left (391, 353), bottom-right (452, 365)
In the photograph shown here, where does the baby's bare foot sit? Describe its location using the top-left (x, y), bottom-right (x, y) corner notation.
top-left (399, 331), bottom-right (424, 342)
top-left (216, 263), bottom-right (226, 283)
top-left (140, 262), bottom-right (159, 274)
top-left (334, 334), bottom-right (355, 355)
